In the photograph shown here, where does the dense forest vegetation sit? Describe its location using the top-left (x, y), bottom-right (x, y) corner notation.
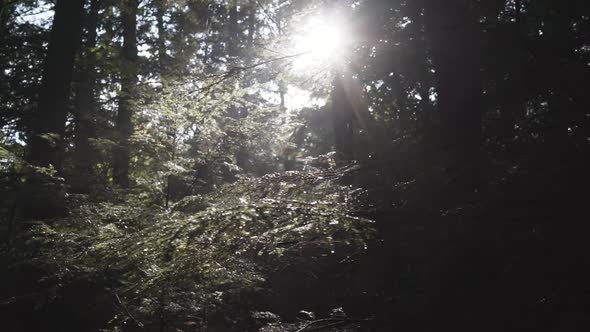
top-left (1, 0), bottom-right (589, 331)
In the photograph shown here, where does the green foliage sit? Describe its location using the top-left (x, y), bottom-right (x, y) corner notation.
top-left (5, 167), bottom-right (374, 330)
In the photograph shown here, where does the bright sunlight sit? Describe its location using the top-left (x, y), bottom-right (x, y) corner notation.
top-left (290, 14), bottom-right (350, 71)
top-left (276, 10), bottom-right (353, 110)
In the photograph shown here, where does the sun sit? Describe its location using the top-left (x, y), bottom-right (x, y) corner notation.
top-left (290, 14), bottom-right (349, 70)
top-left (276, 10), bottom-right (353, 110)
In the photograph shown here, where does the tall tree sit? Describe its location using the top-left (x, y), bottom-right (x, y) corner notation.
top-left (331, 71), bottom-right (356, 163)
top-left (0, 0), bottom-right (13, 114)
top-left (28, 0), bottom-right (86, 169)
top-left (0, 0), bottom-right (11, 76)
top-left (155, 0), bottom-right (169, 84)
top-left (423, 0), bottom-right (483, 191)
top-left (71, 0), bottom-right (101, 192)
top-left (113, 0), bottom-right (139, 187)
top-left (405, 0), bottom-right (435, 136)
top-left (499, 0), bottom-right (525, 144)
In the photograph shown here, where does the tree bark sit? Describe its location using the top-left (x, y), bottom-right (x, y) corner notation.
top-left (331, 72), bottom-right (355, 162)
top-left (246, 0), bottom-right (256, 50)
top-left (0, 0), bottom-right (11, 96)
top-left (394, 73), bottom-right (409, 133)
top-left (28, 0), bottom-right (85, 170)
top-left (0, 0), bottom-right (12, 42)
top-left (405, 0), bottom-right (434, 136)
top-left (499, 0), bottom-right (526, 144)
top-left (227, 3), bottom-right (239, 57)
top-left (155, 0), bottom-right (168, 85)
top-left (71, 0), bottom-right (100, 192)
top-left (424, 0), bottom-right (483, 191)
top-left (113, 0), bottom-right (139, 188)
top-left (423, 3), bottom-right (485, 327)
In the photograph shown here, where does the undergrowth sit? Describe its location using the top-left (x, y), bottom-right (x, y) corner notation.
top-left (2, 166), bottom-right (374, 331)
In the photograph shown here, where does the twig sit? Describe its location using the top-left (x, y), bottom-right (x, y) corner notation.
top-left (255, 0), bottom-right (279, 33)
top-left (115, 291), bottom-right (144, 328)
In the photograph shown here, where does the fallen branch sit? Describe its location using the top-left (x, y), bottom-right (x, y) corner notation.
top-left (294, 318), bottom-right (372, 332)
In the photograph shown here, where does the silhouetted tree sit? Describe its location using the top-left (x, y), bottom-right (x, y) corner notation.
top-left (113, 0), bottom-right (139, 187)
top-left (424, 0), bottom-right (483, 191)
top-left (71, 0), bottom-right (101, 192)
top-left (28, 0), bottom-right (85, 170)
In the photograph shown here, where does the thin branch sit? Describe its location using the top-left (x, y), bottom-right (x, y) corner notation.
top-left (255, 0), bottom-right (279, 33)
top-left (115, 292), bottom-right (144, 328)
top-left (294, 318), bottom-right (372, 332)
top-left (188, 51), bottom-right (310, 98)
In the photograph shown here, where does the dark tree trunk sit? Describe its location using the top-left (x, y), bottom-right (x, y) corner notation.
top-left (113, 0), bottom-right (139, 188)
top-left (28, 0), bottom-right (85, 170)
top-left (155, 0), bottom-right (168, 85)
top-left (543, 5), bottom-right (577, 152)
top-left (394, 73), bottom-right (409, 133)
top-left (0, 0), bottom-right (9, 47)
top-left (246, 0), bottom-right (256, 50)
top-left (406, 1), bottom-right (434, 136)
top-left (499, 0), bottom-right (526, 144)
top-left (331, 72), bottom-right (355, 162)
top-left (0, 0), bottom-right (11, 93)
top-left (228, 4), bottom-right (239, 57)
top-left (424, 0), bottom-right (483, 191)
top-left (0, 0), bottom-right (8, 27)
top-left (331, 68), bottom-right (373, 163)
top-left (71, 0), bottom-right (100, 192)
top-left (0, 0), bottom-right (13, 44)
top-left (422, 2), bottom-right (487, 329)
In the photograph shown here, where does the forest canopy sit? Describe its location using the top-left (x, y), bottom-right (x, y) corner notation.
top-left (1, 0), bottom-right (590, 331)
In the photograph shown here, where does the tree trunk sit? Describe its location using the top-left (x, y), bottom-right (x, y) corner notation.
top-left (394, 73), bottom-right (409, 133)
top-left (28, 0), bottom-right (85, 170)
top-left (276, 4), bottom-right (287, 110)
top-left (0, 0), bottom-right (11, 95)
top-left (422, 2), bottom-right (485, 328)
top-left (227, 3), bottom-right (239, 57)
top-left (331, 71), bottom-right (355, 162)
top-left (0, 0), bottom-right (13, 45)
top-left (499, 0), bottom-right (526, 145)
top-left (71, 0), bottom-right (100, 192)
top-left (424, 0), bottom-right (483, 191)
top-left (155, 0), bottom-right (168, 85)
top-left (246, 0), bottom-right (256, 50)
top-left (0, 0), bottom-right (10, 51)
top-left (113, 0), bottom-right (139, 188)
top-left (406, 0), bottom-right (434, 136)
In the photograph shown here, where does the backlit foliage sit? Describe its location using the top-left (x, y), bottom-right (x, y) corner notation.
top-left (5, 165), bottom-right (373, 330)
